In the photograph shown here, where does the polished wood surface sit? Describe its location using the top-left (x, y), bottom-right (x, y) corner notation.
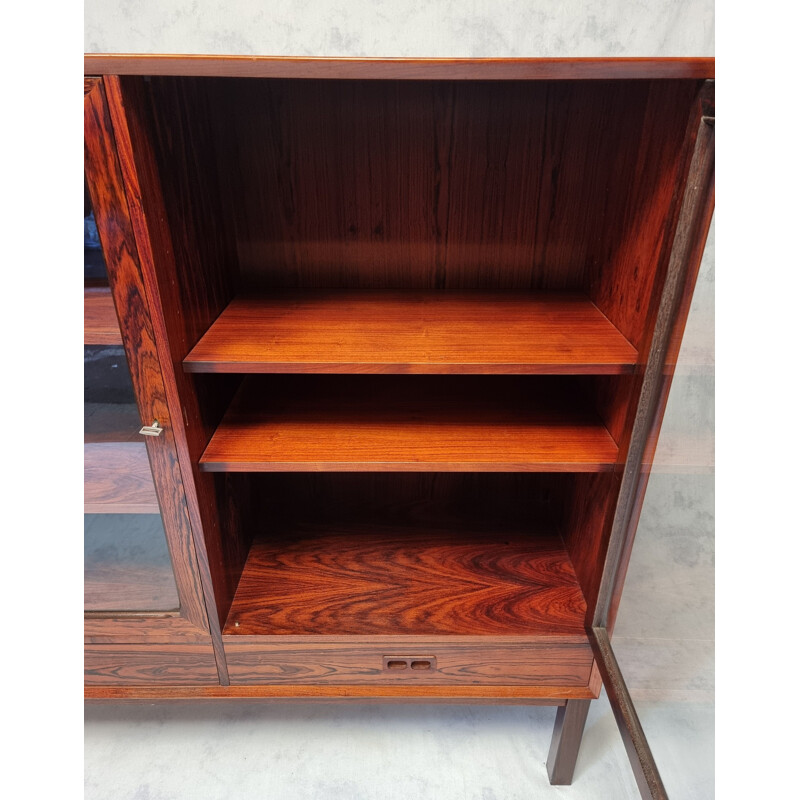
top-left (224, 522), bottom-right (587, 636)
top-left (84, 613), bottom-right (212, 644)
top-left (84, 286), bottom-right (122, 344)
top-left (561, 473), bottom-right (618, 615)
top-left (84, 442), bottom-right (159, 513)
top-left (85, 684), bottom-right (594, 702)
top-left (201, 376), bottom-right (618, 472)
top-left (588, 79), bottom-right (703, 352)
top-left (85, 55), bottom-right (714, 81)
top-left (547, 699), bottom-right (592, 785)
top-left (85, 77), bottom-right (211, 646)
top-left (84, 644), bottom-right (218, 685)
top-left (207, 78), bottom-right (699, 327)
top-left (184, 292), bottom-right (637, 375)
top-left (224, 637), bottom-right (592, 686)
top-left (84, 564), bottom-right (179, 612)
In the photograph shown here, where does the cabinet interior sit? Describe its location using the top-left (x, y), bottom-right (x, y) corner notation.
top-left (117, 74), bottom-right (702, 637)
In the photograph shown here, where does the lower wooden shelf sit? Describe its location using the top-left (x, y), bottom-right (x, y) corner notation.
top-left (225, 522), bottom-right (587, 636)
top-left (221, 519), bottom-right (593, 687)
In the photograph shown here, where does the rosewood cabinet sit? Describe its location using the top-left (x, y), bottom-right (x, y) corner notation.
top-left (84, 56), bottom-right (714, 799)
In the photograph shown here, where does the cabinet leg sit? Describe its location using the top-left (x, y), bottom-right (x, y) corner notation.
top-left (546, 698), bottom-right (591, 785)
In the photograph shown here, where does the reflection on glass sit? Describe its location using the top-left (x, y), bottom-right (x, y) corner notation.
top-left (84, 178), bottom-right (107, 280)
top-left (85, 515), bottom-right (179, 611)
top-left (84, 342), bottom-right (179, 612)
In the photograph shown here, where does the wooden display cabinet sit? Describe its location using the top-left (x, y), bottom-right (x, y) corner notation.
top-left (84, 56), bottom-right (714, 799)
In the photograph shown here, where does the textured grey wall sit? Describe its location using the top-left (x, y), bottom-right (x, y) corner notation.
top-left (85, 1), bottom-right (713, 57)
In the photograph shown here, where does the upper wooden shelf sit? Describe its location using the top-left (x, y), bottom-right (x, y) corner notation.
top-left (184, 292), bottom-right (637, 375)
top-left (199, 375), bottom-right (619, 473)
top-left (85, 286), bottom-right (122, 345)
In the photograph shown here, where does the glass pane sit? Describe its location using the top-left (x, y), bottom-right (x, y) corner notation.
top-left (84, 178), bottom-right (107, 280)
top-left (84, 277), bottom-right (180, 610)
top-left (613, 216), bottom-right (714, 797)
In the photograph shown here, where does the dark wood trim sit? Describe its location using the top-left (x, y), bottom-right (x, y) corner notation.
top-left (589, 627), bottom-right (667, 800)
top-left (546, 699), bottom-right (592, 785)
top-left (102, 75), bottom-right (230, 684)
top-left (84, 77), bottom-right (210, 643)
top-left (592, 81), bottom-right (715, 631)
top-left (84, 55), bottom-right (714, 80)
top-left (85, 684), bottom-right (591, 702)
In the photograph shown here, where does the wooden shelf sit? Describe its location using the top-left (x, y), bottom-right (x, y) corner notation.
top-left (84, 442), bottom-right (159, 513)
top-left (200, 376), bottom-right (619, 473)
top-left (184, 292), bottom-right (637, 375)
top-left (224, 522), bottom-right (587, 636)
top-left (85, 286), bottom-right (122, 345)
top-left (84, 563), bottom-right (179, 612)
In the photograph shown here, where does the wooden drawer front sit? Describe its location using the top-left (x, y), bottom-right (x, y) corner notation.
top-left (224, 637), bottom-right (593, 686)
top-left (85, 644), bottom-right (219, 685)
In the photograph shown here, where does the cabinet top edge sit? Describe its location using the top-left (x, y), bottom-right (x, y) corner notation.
top-left (84, 54), bottom-right (714, 80)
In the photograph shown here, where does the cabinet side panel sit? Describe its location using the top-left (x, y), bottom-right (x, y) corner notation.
top-left (587, 79), bottom-right (704, 352)
top-left (559, 472), bottom-right (619, 616)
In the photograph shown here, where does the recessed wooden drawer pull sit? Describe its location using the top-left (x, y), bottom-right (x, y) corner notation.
top-left (383, 656), bottom-right (436, 672)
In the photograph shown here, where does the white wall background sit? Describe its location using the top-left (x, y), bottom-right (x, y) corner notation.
top-left (85, 0), bottom-right (713, 57)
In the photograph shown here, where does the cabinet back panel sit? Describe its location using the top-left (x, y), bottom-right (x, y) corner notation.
top-left (171, 79), bottom-right (701, 341)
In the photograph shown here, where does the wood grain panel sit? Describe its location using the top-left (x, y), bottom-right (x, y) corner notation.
top-left (184, 292), bottom-right (636, 374)
top-left (224, 638), bottom-right (593, 686)
top-left (225, 524), bottom-right (587, 636)
top-left (201, 376), bottom-right (619, 472)
top-left (85, 644), bottom-right (218, 685)
top-left (85, 684), bottom-right (593, 702)
top-left (560, 473), bottom-right (618, 616)
top-left (85, 614), bottom-right (212, 644)
top-left (84, 442), bottom-right (159, 513)
top-left (588, 79), bottom-right (704, 351)
top-left (84, 286), bottom-right (122, 344)
top-left (203, 78), bottom-right (702, 312)
top-left (84, 55), bottom-right (714, 81)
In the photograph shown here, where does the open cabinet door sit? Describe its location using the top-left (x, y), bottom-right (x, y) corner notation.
top-left (588, 87), bottom-right (714, 800)
top-left (589, 626), bottom-right (668, 798)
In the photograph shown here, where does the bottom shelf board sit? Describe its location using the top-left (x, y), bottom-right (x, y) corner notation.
top-left (223, 522), bottom-right (588, 637)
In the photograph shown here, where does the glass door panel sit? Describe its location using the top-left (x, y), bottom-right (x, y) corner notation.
top-left (84, 189), bottom-right (179, 613)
